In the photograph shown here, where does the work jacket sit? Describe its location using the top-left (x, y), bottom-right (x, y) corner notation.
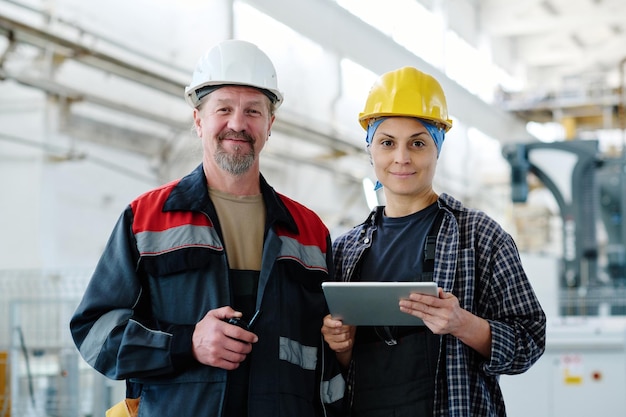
top-left (70, 164), bottom-right (346, 417)
top-left (333, 193), bottom-right (546, 417)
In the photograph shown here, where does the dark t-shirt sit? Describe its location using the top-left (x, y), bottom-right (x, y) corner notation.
top-left (354, 202), bottom-right (441, 417)
top-left (361, 202), bottom-right (439, 283)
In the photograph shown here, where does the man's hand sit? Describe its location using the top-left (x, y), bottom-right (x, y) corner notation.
top-left (192, 306), bottom-right (259, 370)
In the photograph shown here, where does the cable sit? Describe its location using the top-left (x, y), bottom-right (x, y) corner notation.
top-left (14, 326), bottom-right (35, 409)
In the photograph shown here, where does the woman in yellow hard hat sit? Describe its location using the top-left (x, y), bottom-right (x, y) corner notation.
top-left (322, 66), bottom-right (546, 416)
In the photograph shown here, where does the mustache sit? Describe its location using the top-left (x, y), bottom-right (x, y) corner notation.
top-left (218, 130), bottom-right (254, 143)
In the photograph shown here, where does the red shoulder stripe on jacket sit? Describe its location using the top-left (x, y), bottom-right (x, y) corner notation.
top-left (276, 193), bottom-right (329, 253)
top-left (130, 179), bottom-right (213, 234)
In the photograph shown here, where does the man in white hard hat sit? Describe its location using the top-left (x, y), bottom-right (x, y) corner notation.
top-left (71, 39), bottom-right (345, 417)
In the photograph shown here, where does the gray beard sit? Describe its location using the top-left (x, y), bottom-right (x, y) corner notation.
top-left (214, 144), bottom-right (255, 176)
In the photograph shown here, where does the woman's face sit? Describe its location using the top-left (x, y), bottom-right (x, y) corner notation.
top-left (369, 117), bottom-right (438, 200)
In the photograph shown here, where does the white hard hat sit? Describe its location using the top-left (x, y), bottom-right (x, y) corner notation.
top-left (184, 39), bottom-right (284, 109)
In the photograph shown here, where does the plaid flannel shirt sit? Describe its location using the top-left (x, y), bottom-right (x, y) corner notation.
top-left (332, 193), bottom-right (546, 417)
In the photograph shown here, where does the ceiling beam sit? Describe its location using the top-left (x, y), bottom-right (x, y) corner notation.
top-left (482, 13), bottom-right (624, 37)
top-left (242, 0), bottom-right (534, 143)
top-left (0, 13), bottom-right (187, 97)
top-left (0, 9), bottom-right (366, 161)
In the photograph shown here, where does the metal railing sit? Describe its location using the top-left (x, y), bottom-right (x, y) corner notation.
top-left (0, 269), bottom-right (123, 417)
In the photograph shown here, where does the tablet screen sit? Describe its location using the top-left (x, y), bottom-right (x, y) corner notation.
top-left (322, 281), bottom-right (438, 326)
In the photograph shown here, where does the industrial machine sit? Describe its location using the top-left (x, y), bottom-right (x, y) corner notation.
top-left (501, 140), bottom-right (626, 417)
top-left (503, 139), bottom-right (626, 316)
top-left (499, 315), bottom-right (626, 417)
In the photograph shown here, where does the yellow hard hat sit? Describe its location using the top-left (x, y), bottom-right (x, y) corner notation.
top-left (359, 66), bottom-right (453, 132)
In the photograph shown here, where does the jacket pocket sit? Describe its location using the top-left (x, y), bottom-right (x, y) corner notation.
top-left (140, 246), bottom-right (219, 277)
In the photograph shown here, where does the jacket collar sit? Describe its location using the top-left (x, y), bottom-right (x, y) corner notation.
top-left (361, 205), bottom-right (385, 227)
top-left (163, 164), bottom-right (298, 234)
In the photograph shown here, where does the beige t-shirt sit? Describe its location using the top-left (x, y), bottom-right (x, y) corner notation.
top-left (208, 188), bottom-right (265, 271)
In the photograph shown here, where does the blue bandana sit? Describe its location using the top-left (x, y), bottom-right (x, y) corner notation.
top-left (365, 118), bottom-right (388, 146)
top-left (365, 117), bottom-right (446, 190)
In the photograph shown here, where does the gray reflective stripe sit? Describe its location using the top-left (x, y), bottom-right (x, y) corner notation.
top-left (322, 373), bottom-right (346, 404)
top-left (80, 309), bottom-right (132, 366)
top-left (278, 236), bottom-right (327, 272)
top-left (135, 224), bottom-right (222, 255)
top-left (279, 336), bottom-right (317, 370)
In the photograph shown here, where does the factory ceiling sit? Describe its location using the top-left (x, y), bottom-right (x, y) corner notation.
top-left (478, 0), bottom-right (626, 133)
top-left (1, 0), bottom-right (625, 170)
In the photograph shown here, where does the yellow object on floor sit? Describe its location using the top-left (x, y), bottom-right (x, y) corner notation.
top-left (0, 351), bottom-right (10, 417)
top-left (106, 398), bottom-right (140, 417)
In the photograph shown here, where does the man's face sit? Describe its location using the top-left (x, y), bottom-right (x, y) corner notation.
top-left (193, 86), bottom-right (274, 176)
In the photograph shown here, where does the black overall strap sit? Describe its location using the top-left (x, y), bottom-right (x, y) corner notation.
top-left (421, 209), bottom-right (445, 282)
top-left (378, 209), bottom-right (445, 346)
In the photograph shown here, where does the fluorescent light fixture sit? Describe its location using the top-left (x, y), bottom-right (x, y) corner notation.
top-left (362, 177), bottom-right (379, 209)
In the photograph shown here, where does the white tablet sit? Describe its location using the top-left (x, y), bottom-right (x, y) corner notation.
top-left (322, 281), bottom-right (438, 326)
